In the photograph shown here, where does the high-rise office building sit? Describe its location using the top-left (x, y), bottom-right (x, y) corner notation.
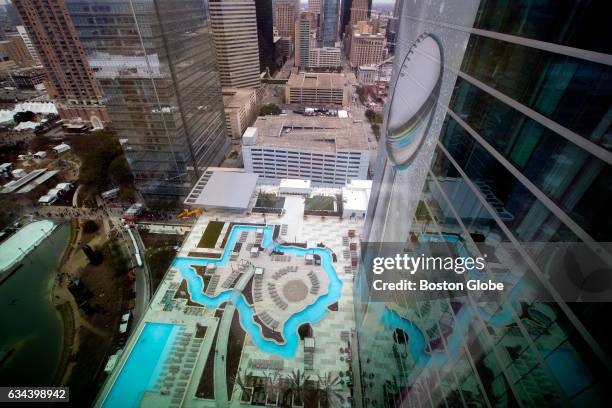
top-left (274, 1), bottom-right (295, 38)
top-left (308, 46), bottom-right (341, 68)
top-left (307, 0), bottom-right (321, 37)
top-left (319, 0), bottom-right (339, 47)
top-left (348, 22), bottom-right (385, 68)
top-left (67, 0), bottom-right (229, 200)
top-left (12, 0), bottom-right (109, 127)
top-left (349, 0), bottom-right (370, 25)
top-left (210, 0), bottom-right (261, 89)
top-left (294, 11), bottom-right (316, 68)
top-left (0, 1), bottom-right (19, 39)
top-left (308, 0), bottom-right (320, 16)
top-left (386, 17), bottom-right (398, 54)
top-left (254, 0), bottom-right (276, 74)
top-left (339, 0), bottom-right (351, 40)
top-left (385, 0), bottom-right (401, 54)
top-left (222, 87), bottom-right (258, 146)
top-left (356, 0), bottom-right (612, 406)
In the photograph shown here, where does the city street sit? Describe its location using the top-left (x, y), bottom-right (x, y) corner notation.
top-left (349, 101), bottom-right (380, 175)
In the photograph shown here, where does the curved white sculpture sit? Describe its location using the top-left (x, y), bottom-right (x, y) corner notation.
top-left (385, 33), bottom-right (444, 169)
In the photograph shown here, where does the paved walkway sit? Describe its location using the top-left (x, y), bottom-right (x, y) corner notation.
top-left (130, 228), bottom-right (151, 324)
top-left (213, 267), bottom-right (255, 407)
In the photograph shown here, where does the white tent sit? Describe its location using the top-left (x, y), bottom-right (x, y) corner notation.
top-left (14, 121), bottom-right (39, 131)
top-left (0, 102), bottom-right (58, 125)
top-left (53, 143), bottom-right (71, 154)
top-left (13, 102), bottom-right (58, 115)
top-left (0, 110), bottom-right (14, 124)
top-left (38, 194), bottom-right (56, 205)
top-left (55, 182), bottom-right (72, 192)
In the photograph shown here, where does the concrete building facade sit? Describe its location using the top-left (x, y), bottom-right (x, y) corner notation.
top-left (357, 64), bottom-right (377, 84)
top-left (285, 72), bottom-right (350, 106)
top-left (210, 0), bottom-right (261, 89)
top-left (294, 12), bottom-right (317, 67)
top-left (242, 114), bottom-right (369, 185)
top-left (349, 0), bottom-right (370, 25)
top-left (349, 27), bottom-right (385, 68)
top-left (308, 47), bottom-right (341, 68)
top-left (277, 36), bottom-right (293, 59)
top-left (307, 0), bottom-right (321, 15)
top-left (274, 2), bottom-right (295, 38)
top-left (222, 87), bottom-right (259, 145)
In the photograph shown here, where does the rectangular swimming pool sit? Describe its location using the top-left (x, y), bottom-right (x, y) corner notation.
top-left (102, 322), bottom-right (181, 408)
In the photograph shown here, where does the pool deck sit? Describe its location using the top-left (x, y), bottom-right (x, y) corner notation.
top-left (97, 184), bottom-right (364, 408)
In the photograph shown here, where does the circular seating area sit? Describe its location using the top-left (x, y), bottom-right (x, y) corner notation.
top-left (281, 279), bottom-right (309, 302)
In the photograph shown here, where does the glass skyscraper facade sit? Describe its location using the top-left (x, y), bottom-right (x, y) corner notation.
top-left (255, 0), bottom-right (276, 74)
top-left (67, 0), bottom-right (229, 200)
top-left (319, 0), bottom-right (339, 47)
top-left (356, 0), bottom-right (612, 407)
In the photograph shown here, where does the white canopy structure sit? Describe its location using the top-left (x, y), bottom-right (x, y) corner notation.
top-left (52, 143), bottom-right (71, 154)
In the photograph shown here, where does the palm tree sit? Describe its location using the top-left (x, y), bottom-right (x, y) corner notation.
top-left (265, 371), bottom-right (282, 406)
top-left (288, 369), bottom-right (310, 406)
top-left (317, 372), bottom-right (344, 408)
top-left (233, 370), bottom-right (253, 403)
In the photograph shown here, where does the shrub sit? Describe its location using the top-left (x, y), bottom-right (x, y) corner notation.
top-left (259, 103), bottom-right (281, 116)
top-left (82, 220), bottom-right (99, 234)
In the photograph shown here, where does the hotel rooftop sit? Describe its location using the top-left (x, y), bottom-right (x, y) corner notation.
top-left (96, 179), bottom-right (367, 407)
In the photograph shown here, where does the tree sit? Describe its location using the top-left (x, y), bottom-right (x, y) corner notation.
top-left (30, 134), bottom-right (50, 151)
top-left (365, 109), bottom-right (383, 124)
top-left (365, 109), bottom-right (375, 122)
top-left (77, 131), bottom-right (134, 195)
top-left (13, 110), bottom-right (35, 123)
top-left (259, 103), bottom-right (282, 116)
top-left (287, 369), bottom-right (310, 406)
top-left (109, 156), bottom-right (133, 186)
top-left (371, 124), bottom-right (380, 140)
top-left (146, 246), bottom-right (176, 288)
top-left (317, 372), bottom-right (343, 408)
top-left (0, 195), bottom-right (20, 230)
top-left (232, 370), bottom-right (253, 402)
top-left (82, 220), bottom-right (99, 234)
top-left (106, 237), bottom-right (130, 276)
top-left (118, 187), bottom-right (135, 203)
top-left (264, 371), bottom-right (282, 406)
top-left (356, 86), bottom-right (367, 104)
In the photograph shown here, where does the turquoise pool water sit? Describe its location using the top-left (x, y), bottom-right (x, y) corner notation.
top-left (378, 234), bottom-right (585, 396)
top-left (103, 323), bottom-right (181, 408)
top-left (172, 225), bottom-right (341, 358)
top-left (378, 234), bottom-right (528, 368)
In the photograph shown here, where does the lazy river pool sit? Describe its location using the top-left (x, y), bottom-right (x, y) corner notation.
top-left (171, 225), bottom-right (342, 358)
